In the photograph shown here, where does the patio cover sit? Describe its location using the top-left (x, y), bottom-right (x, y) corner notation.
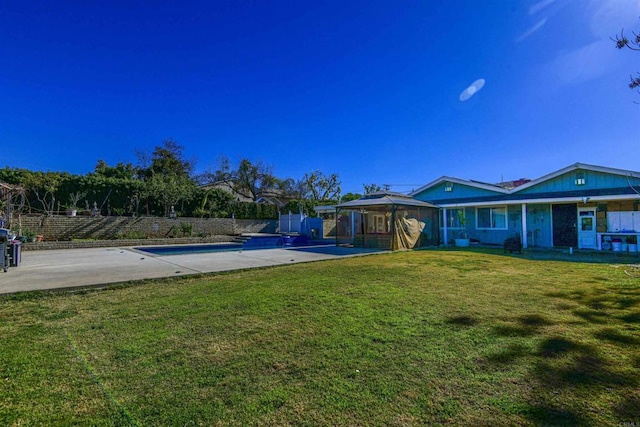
top-left (336, 192), bottom-right (440, 250)
top-left (336, 192), bottom-right (439, 210)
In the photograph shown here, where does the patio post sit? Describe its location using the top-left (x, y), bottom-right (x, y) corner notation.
top-left (390, 204), bottom-right (396, 250)
top-left (334, 207), bottom-right (338, 246)
top-left (521, 204), bottom-right (528, 248)
top-left (443, 208), bottom-right (448, 246)
top-left (350, 211), bottom-right (356, 244)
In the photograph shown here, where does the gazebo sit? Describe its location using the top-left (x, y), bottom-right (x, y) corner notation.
top-left (335, 192), bottom-right (440, 250)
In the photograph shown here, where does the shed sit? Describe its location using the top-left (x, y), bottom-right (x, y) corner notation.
top-left (335, 192), bottom-right (440, 250)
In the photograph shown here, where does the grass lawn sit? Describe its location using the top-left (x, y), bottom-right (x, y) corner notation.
top-left (1, 248), bottom-right (639, 426)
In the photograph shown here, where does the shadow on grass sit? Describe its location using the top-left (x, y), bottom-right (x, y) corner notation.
top-left (594, 328), bottom-right (640, 346)
top-left (615, 395), bottom-right (640, 423)
top-left (446, 315), bottom-right (478, 327)
top-left (523, 405), bottom-right (588, 426)
top-left (492, 313), bottom-right (554, 337)
top-left (480, 283), bottom-right (640, 425)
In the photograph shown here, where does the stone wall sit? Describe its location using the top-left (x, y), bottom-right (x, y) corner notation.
top-left (15, 215), bottom-right (277, 242)
top-left (323, 219), bottom-right (336, 237)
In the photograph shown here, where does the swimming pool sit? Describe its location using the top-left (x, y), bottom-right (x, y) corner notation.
top-left (135, 235), bottom-right (331, 256)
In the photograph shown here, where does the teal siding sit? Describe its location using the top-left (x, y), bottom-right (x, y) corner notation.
top-left (414, 181), bottom-right (504, 204)
top-left (467, 205), bottom-right (519, 245)
top-left (525, 204), bottom-right (552, 247)
top-left (441, 203), bottom-right (553, 247)
top-left (518, 170), bottom-right (632, 195)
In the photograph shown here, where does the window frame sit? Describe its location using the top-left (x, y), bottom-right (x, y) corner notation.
top-left (475, 206), bottom-right (508, 230)
top-left (370, 213), bottom-right (387, 233)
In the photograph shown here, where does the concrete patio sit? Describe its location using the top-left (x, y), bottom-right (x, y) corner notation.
top-left (0, 244), bottom-right (383, 295)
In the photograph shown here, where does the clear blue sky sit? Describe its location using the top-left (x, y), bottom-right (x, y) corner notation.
top-left (2, 0), bottom-right (639, 193)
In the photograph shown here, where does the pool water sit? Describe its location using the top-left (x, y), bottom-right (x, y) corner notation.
top-left (135, 235), bottom-right (327, 256)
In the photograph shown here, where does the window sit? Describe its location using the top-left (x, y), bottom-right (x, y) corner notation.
top-left (476, 207), bottom-right (507, 229)
top-left (575, 172), bottom-right (586, 186)
top-left (370, 214), bottom-right (387, 233)
top-left (444, 181), bottom-right (454, 192)
top-left (442, 208), bottom-right (465, 228)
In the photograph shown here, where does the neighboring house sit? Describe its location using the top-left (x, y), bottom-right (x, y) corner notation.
top-left (410, 163), bottom-right (640, 250)
top-left (199, 181), bottom-right (291, 207)
top-left (199, 181), bottom-right (254, 203)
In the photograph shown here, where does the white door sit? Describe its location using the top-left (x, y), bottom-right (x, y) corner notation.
top-left (578, 208), bottom-right (597, 249)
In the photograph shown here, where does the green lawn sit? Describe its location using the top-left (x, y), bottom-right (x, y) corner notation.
top-left (1, 249), bottom-right (639, 426)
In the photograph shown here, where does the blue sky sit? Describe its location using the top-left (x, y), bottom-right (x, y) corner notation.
top-left (2, 0), bottom-right (639, 194)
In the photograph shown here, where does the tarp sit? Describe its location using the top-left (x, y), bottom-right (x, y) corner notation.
top-left (393, 216), bottom-right (425, 250)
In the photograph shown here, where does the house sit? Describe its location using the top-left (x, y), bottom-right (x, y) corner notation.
top-left (410, 163), bottom-right (640, 251)
top-left (334, 191), bottom-right (440, 250)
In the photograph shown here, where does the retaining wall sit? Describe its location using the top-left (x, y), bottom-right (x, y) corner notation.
top-left (323, 219), bottom-right (336, 237)
top-left (15, 215), bottom-right (277, 242)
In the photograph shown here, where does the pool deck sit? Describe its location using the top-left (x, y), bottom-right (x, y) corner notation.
top-left (0, 244), bottom-right (384, 295)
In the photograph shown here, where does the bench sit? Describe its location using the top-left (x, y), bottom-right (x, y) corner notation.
top-left (503, 235), bottom-right (522, 254)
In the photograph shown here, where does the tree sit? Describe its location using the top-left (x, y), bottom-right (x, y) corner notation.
top-left (299, 170), bottom-right (341, 202)
top-left (138, 139), bottom-right (197, 215)
top-left (192, 187), bottom-right (233, 218)
top-left (150, 138), bottom-right (195, 177)
top-left (341, 192), bottom-right (362, 202)
top-left (273, 177), bottom-right (305, 200)
top-left (144, 172), bottom-right (196, 216)
top-left (25, 172), bottom-right (64, 216)
top-left (613, 24), bottom-right (640, 91)
top-left (210, 157), bottom-right (278, 202)
top-left (363, 183), bottom-right (390, 194)
top-left (93, 160), bottom-right (138, 180)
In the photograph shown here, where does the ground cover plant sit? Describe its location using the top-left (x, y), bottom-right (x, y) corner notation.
top-left (1, 249), bottom-right (639, 426)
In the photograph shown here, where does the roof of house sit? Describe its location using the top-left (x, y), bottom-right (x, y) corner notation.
top-left (314, 205), bottom-right (337, 213)
top-left (409, 162), bottom-right (640, 197)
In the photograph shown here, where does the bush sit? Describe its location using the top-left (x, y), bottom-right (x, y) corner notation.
top-left (179, 222), bottom-right (193, 237)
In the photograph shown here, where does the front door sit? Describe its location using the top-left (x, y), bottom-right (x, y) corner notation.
top-left (552, 203), bottom-right (577, 247)
top-left (578, 208), bottom-right (597, 249)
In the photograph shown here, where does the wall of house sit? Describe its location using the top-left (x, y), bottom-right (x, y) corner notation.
top-left (596, 200), bottom-right (639, 232)
top-left (526, 203), bottom-right (552, 247)
top-left (517, 170), bottom-right (635, 195)
top-left (15, 215), bottom-right (277, 241)
top-left (464, 205), bottom-right (523, 246)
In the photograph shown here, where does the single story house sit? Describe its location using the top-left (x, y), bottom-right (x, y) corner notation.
top-left (410, 163), bottom-right (640, 250)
